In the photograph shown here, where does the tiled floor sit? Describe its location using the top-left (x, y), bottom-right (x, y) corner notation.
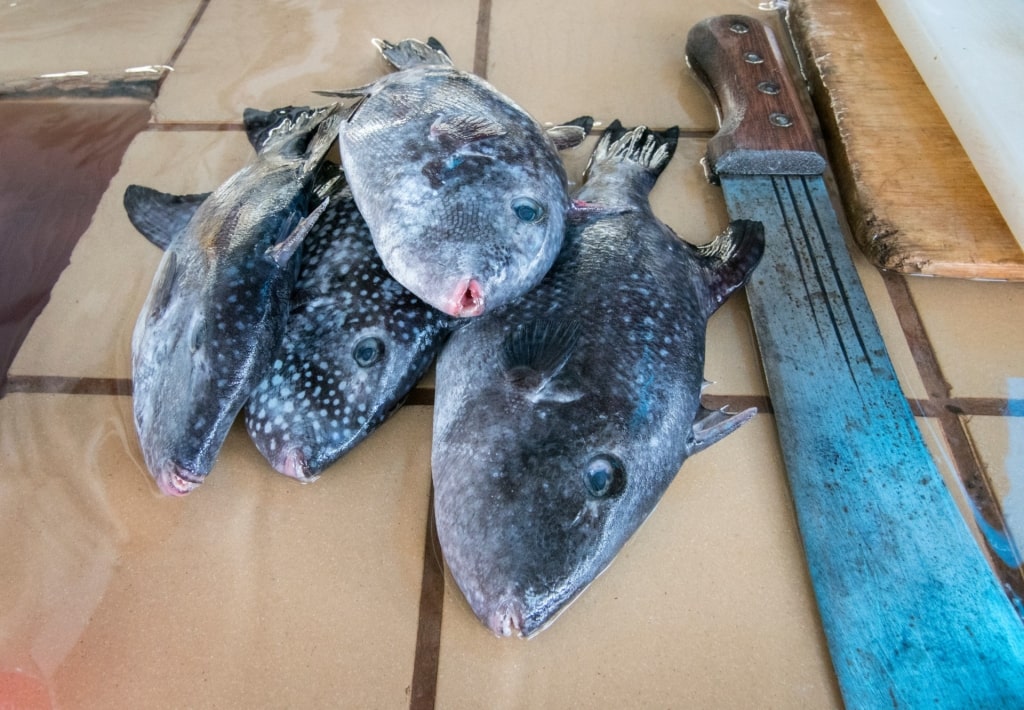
top-left (1, 1), bottom-right (1022, 708)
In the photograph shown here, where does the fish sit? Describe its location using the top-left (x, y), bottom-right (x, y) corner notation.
top-left (430, 121), bottom-right (765, 637)
top-left (126, 103), bottom-right (340, 496)
top-left (242, 161), bottom-right (454, 481)
top-left (320, 37), bottom-right (588, 318)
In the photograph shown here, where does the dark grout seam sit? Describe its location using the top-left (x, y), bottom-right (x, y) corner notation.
top-left (5, 376), bottom-right (1022, 419)
top-left (409, 489), bottom-right (445, 710)
top-left (157, 0), bottom-right (213, 94)
top-left (473, 0), bottom-right (492, 79)
top-left (881, 270), bottom-right (1024, 604)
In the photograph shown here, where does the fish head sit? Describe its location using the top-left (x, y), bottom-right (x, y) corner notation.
top-left (368, 123), bottom-right (571, 318)
top-left (432, 390), bottom-right (677, 638)
top-left (132, 243), bottom-right (286, 495)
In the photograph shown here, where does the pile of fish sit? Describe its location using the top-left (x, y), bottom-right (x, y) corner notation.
top-left (126, 37), bottom-right (764, 637)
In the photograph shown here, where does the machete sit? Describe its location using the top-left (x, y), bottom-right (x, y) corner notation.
top-left (686, 15), bottom-right (1024, 707)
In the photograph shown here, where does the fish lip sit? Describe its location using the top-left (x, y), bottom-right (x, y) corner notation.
top-left (487, 598), bottom-right (526, 639)
top-left (276, 447), bottom-right (321, 484)
top-left (155, 463), bottom-right (204, 497)
top-left (444, 277), bottom-right (486, 317)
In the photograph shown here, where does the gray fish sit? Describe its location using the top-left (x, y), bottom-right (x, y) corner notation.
top-left (431, 122), bottom-right (765, 637)
top-left (243, 165), bottom-right (453, 481)
top-left (321, 37), bottom-right (588, 318)
top-left (127, 104), bottom-right (340, 496)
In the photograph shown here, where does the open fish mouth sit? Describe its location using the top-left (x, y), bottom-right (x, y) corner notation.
top-left (155, 462), bottom-right (205, 497)
top-left (488, 598), bottom-right (526, 638)
top-left (274, 447), bottom-right (321, 484)
top-left (442, 276), bottom-right (485, 317)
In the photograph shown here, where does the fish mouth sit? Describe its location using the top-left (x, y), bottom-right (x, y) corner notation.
top-left (443, 277), bottom-right (485, 317)
top-left (487, 598), bottom-right (526, 638)
top-left (155, 462), bottom-right (205, 497)
top-left (276, 447), bottom-right (321, 484)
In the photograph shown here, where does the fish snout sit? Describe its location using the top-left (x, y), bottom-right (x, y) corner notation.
top-left (444, 277), bottom-right (485, 317)
top-left (155, 462), bottom-right (204, 497)
top-left (277, 447), bottom-right (321, 484)
top-left (488, 598), bottom-right (526, 638)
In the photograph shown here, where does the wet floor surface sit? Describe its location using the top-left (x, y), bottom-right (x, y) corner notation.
top-left (1, 1), bottom-right (1022, 708)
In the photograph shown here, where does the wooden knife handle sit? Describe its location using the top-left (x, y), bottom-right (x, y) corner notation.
top-left (686, 15), bottom-right (825, 177)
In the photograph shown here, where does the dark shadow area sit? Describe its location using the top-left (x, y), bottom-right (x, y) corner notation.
top-left (0, 99), bottom-right (151, 385)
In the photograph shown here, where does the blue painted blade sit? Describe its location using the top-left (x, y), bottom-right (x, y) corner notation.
top-left (721, 173), bottom-right (1024, 707)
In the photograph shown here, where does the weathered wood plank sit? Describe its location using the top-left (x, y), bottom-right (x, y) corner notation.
top-left (788, 0), bottom-right (1024, 280)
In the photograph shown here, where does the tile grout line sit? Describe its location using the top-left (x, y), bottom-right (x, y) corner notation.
top-left (473, 0), bottom-right (492, 79)
top-left (157, 0), bottom-right (213, 93)
top-left (409, 487), bottom-right (445, 710)
top-left (881, 270), bottom-right (1024, 605)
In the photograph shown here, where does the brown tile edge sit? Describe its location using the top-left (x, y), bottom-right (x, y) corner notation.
top-left (409, 487), bottom-right (444, 710)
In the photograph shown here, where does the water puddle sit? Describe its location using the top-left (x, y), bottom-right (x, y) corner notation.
top-left (0, 99), bottom-right (150, 381)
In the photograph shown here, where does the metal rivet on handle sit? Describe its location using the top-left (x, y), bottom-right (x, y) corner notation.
top-left (729, 21), bottom-right (749, 33)
top-left (757, 81), bottom-right (781, 95)
top-left (769, 112), bottom-right (793, 127)
top-left (744, 52), bottom-right (764, 64)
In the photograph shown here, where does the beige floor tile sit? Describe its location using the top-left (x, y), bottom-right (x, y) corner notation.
top-left (487, 0), bottom-right (776, 129)
top-left (435, 415), bottom-right (842, 708)
top-left (0, 0), bottom-right (199, 83)
top-left (0, 393), bottom-right (432, 709)
top-left (906, 277), bottom-right (1024, 398)
top-left (9, 130), bottom-right (253, 379)
top-left (153, 0), bottom-right (480, 123)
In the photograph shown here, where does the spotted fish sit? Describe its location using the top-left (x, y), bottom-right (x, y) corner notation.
top-left (431, 122), bottom-right (765, 637)
top-left (243, 163), bottom-right (453, 481)
top-left (321, 37), bottom-right (588, 318)
top-left (126, 104), bottom-right (340, 496)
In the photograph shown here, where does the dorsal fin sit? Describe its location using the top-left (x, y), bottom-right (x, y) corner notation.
top-left (502, 320), bottom-right (582, 396)
top-left (689, 404), bottom-right (757, 455)
top-left (698, 219), bottom-right (766, 316)
top-left (583, 120), bottom-right (679, 182)
top-left (123, 185), bottom-right (208, 250)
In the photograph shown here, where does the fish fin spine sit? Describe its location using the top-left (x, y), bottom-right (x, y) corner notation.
top-left (689, 404), bottom-right (757, 454)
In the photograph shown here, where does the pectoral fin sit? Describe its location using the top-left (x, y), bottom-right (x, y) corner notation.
top-left (264, 197), bottom-right (330, 268)
top-left (430, 114), bottom-right (507, 152)
top-left (546, 115), bottom-right (594, 151)
top-left (689, 404), bottom-right (756, 455)
top-left (502, 320), bottom-right (584, 401)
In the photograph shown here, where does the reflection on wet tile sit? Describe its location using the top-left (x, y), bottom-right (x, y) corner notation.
top-left (0, 0), bottom-right (201, 82)
top-left (906, 277), bottom-right (1024, 398)
top-left (153, 0), bottom-right (480, 122)
top-left (9, 130), bottom-right (253, 379)
top-left (487, 0), bottom-right (771, 129)
top-left (965, 409), bottom-right (1024, 568)
top-left (435, 416), bottom-right (842, 708)
top-left (0, 393), bottom-right (432, 708)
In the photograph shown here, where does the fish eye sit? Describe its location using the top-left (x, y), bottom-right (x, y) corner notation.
top-left (511, 197), bottom-right (545, 223)
top-left (353, 336), bottom-right (385, 368)
top-left (582, 454), bottom-right (626, 499)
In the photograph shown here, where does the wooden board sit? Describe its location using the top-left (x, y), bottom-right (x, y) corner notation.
top-left (787, 0), bottom-right (1024, 280)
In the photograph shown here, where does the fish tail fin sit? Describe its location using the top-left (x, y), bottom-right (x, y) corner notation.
top-left (697, 219), bottom-right (765, 316)
top-left (123, 185), bottom-right (208, 250)
top-left (373, 36), bottom-right (454, 70)
top-left (582, 120), bottom-right (680, 197)
top-left (242, 103), bottom-right (340, 165)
